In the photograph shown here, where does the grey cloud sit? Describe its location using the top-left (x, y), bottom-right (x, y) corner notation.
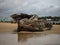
top-left (0, 0), bottom-right (60, 17)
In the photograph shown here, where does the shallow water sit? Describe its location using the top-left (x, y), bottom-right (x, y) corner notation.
top-left (18, 33), bottom-right (60, 45)
top-left (0, 33), bottom-right (60, 45)
top-left (0, 33), bottom-right (18, 45)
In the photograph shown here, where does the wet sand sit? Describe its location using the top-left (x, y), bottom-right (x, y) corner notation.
top-left (0, 23), bottom-right (17, 33)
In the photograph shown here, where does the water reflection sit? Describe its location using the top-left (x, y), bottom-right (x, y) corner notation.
top-left (18, 33), bottom-right (45, 42)
top-left (18, 33), bottom-right (60, 45)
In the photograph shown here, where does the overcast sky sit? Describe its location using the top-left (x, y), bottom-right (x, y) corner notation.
top-left (0, 0), bottom-right (60, 17)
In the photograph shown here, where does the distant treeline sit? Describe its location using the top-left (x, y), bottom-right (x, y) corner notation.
top-left (39, 16), bottom-right (60, 21)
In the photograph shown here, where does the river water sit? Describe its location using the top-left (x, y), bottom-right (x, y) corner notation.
top-left (18, 33), bottom-right (60, 45)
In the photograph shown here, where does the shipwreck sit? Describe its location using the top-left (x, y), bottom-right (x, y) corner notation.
top-left (11, 13), bottom-right (52, 32)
